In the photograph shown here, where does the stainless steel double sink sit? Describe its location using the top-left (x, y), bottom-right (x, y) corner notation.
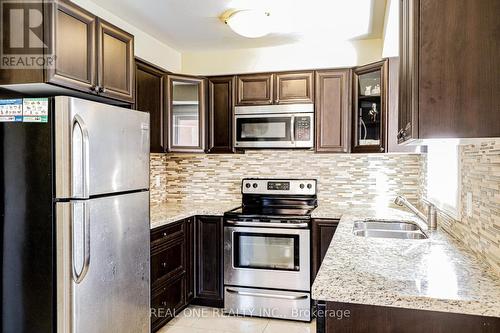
top-left (353, 220), bottom-right (428, 240)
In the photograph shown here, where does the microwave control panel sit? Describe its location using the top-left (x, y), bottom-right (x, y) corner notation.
top-left (295, 116), bottom-right (311, 141)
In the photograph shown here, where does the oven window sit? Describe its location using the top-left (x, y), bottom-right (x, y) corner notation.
top-left (236, 117), bottom-right (291, 141)
top-left (233, 232), bottom-right (299, 271)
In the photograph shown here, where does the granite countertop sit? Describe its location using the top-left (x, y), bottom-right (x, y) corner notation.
top-left (150, 201), bottom-right (240, 229)
top-left (311, 206), bottom-right (500, 317)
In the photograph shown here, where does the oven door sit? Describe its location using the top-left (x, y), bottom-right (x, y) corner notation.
top-left (224, 225), bottom-right (310, 291)
top-left (234, 114), bottom-right (294, 148)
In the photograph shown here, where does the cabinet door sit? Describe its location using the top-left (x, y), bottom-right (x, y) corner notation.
top-left (275, 72), bottom-right (314, 104)
top-left (135, 60), bottom-right (166, 152)
top-left (398, 0), bottom-right (419, 143)
top-left (194, 216), bottom-right (224, 307)
top-left (417, 0), bottom-right (500, 139)
top-left (185, 217), bottom-right (195, 302)
top-left (236, 74), bottom-right (273, 105)
top-left (315, 69), bottom-right (351, 153)
top-left (167, 75), bottom-right (206, 152)
top-left (208, 76), bottom-right (234, 153)
top-left (151, 237), bottom-right (186, 289)
top-left (311, 219), bottom-right (339, 281)
top-left (47, 0), bottom-right (97, 93)
top-left (352, 60), bottom-right (388, 153)
top-left (96, 19), bottom-right (134, 103)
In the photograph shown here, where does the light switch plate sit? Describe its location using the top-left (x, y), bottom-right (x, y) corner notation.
top-left (466, 192), bottom-right (473, 217)
top-left (155, 175), bottom-right (161, 187)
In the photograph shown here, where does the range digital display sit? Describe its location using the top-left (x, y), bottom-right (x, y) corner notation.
top-left (267, 181), bottom-right (290, 191)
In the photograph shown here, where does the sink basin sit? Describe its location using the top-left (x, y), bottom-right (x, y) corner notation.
top-left (353, 229), bottom-right (428, 239)
top-left (352, 220), bottom-right (428, 240)
top-left (353, 220), bottom-right (420, 231)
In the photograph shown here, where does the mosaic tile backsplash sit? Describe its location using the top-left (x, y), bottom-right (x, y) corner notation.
top-left (423, 140), bottom-right (500, 274)
top-left (150, 150), bottom-right (423, 209)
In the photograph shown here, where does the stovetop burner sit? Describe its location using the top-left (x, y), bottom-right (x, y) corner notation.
top-left (224, 178), bottom-right (318, 222)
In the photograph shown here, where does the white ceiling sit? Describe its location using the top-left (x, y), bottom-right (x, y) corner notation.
top-left (92, 0), bottom-right (387, 52)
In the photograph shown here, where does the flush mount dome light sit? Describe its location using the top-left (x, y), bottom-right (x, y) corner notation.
top-left (222, 9), bottom-right (271, 38)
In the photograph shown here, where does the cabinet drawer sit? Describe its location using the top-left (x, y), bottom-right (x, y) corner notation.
top-left (151, 221), bottom-right (185, 247)
top-left (151, 275), bottom-right (186, 331)
top-left (151, 237), bottom-right (185, 288)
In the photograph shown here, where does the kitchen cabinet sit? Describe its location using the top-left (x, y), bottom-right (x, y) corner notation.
top-left (150, 220), bottom-right (190, 332)
top-left (185, 217), bottom-right (195, 302)
top-left (316, 301), bottom-right (500, 333)
top-left (96, 19), bottom-right (135, 102)
top-left (352, 60), bottom-right (388, 153)
top-left (311, 219), bottom-right (339, 281)
top-left (399, 0), bottom-right (500, 143)
top-left (315, 69), bottom-right (351, 153)
top-left (0, 0), bottom-right (135, 104)
top-left (193, 216), bottom-right (224, 307)
top-left (236, 72), bottom-right (315, 106)
top-left (236, 74), bottom-right (274, 105)
top-left (166, 75), bottom-right (206, 152)
top-left (208, 76), bottom-right (235, 153)
top-left (135, 59), bottom-right (166, 152)
top-left (275, 72), bottom-right (314, 104)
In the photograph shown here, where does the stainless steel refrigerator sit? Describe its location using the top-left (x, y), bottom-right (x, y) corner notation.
top-left (1, 96), bottom-right (151, 332)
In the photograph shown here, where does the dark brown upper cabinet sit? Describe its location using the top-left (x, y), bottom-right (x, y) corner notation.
top-left (315, 69), bottom-right (351, 153)
top-left (399, 0), bottom-right (500, 143)
top-left (352, 60), bottom-right (388, 153)
top-left (166, 75), bottom-right (206, 153)
top-left (47, 0), bottom-right (96, 93)
top-left (0, 0), bottom-right (134, 104)
top-left (208, 76), bottom-right (235, 153)
top-left (236, 74), bottom-right (273, 105)
top-left (275, 72), bottom-right (314, 104)
top-left (96, 19), bottom-right (134, 103)
top-left (135, 59), bottom-right (166, 153)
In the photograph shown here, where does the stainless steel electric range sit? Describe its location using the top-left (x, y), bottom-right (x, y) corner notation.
top-left (223, 178), bottom-right (317, 322)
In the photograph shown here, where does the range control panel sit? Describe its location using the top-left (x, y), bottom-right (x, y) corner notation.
top-left (242, 179), bottom-right (317, 195)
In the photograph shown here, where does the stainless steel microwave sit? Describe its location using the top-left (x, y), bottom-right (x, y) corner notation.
top-left (234, 104), bottom-right (314, 148)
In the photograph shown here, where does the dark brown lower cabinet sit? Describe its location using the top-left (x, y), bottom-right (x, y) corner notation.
top-left (193, 216), bottom-right (224, 307)
top-left (151, 215), bottom-right (223, 332)
top-left (150, 219), bottom-right (191, 332)
top-left (311, 219), bottom-right (339, 281)
top-left (316, 301), bottom-right (500, 333)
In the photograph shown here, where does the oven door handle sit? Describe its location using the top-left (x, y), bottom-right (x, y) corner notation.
top-left (225, 220), bottom-right (309, 228)
top-left (226, 289), bottom-right (309, 300)
top-left (290, 115), bottom-right (295, 144)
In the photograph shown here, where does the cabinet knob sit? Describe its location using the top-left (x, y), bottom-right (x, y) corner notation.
top-left (98, 86), bottom-right (106, 93)
top-left (380, 147), bottom-right (385, 152)
top-left (89, 85), bottom-right (97, 92)
top-left (161, 301), bottom-right (167, 306)
top-left (162, 232), bottom-right (167, 237)
top-left (161, 262), bottom-right (167, 268)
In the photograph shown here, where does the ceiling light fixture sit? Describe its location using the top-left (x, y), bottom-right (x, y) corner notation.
top-left (221, 9), bottom-right (271, 38)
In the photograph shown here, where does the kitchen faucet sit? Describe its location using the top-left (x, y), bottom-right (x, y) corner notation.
top-left (394, 195), bottom-right (438, 230)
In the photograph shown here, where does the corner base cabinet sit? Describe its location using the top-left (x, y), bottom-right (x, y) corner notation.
top-left (311, 219), bottom-right (339, 281)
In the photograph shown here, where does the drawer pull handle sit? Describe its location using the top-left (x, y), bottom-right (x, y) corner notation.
top-left (226, 288), bottom-right (309, 300)
top-left (161, 262), bottom-right (167, 268)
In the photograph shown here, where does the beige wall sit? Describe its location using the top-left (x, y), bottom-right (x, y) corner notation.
top-left (422, 140), bottom-right (500, 274)
top-left (72, 0), bottom-right (182, 72)
top-left (181, 39), bottom-right (383, 76)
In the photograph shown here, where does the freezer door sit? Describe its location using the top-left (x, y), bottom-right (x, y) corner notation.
top-left (55, 96), bottom-right (150, 199)
top-left (56, 191), bottom-right (150, 333)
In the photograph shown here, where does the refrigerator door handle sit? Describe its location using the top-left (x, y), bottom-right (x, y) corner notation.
top-left (72, 201), bottom-right (90, 283)
top-left (72, 114), bottom-right (90, 199)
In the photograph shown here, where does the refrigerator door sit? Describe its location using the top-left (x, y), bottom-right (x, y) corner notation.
top-left (55, 96), bottom-right (150, 199)
top-left (56, 191), bottom-right (150, 333)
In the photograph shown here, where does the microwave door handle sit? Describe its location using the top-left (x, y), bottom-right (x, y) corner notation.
top-left (290, 115), bottom-right (295, 145)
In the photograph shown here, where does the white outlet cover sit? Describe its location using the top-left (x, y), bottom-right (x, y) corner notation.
top-left (466, 192), bottom-right (473, 218)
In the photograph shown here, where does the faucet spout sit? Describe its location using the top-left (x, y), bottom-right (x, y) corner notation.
top-left (394, 195), bottom-right (437, 230)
